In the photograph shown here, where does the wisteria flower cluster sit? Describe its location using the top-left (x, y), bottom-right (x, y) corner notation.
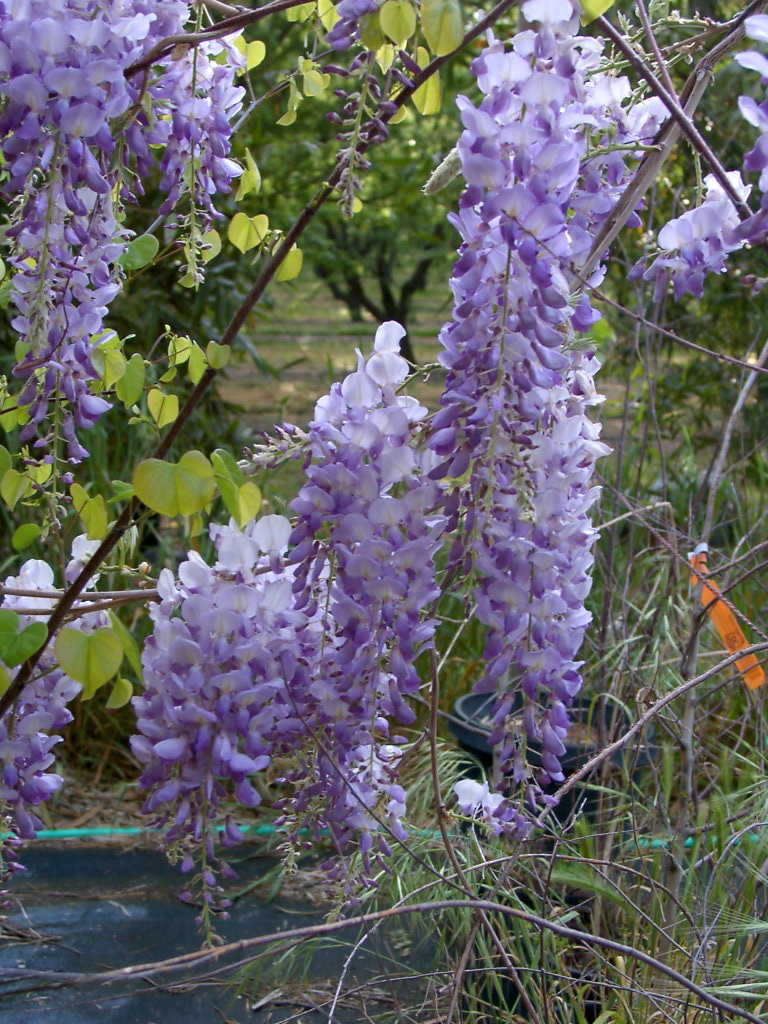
top-left (0, 0), bottom-right (244, 461)
top-left (133, 323), bottom-right (443, 892)
top-left (433, 0), bottom-right (626, 829)
top-left (632, 172), bottom-right (751, 299)
top-left (0, 538), bottom-right (105, 870)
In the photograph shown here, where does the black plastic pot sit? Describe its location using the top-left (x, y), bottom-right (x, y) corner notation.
top-left (448, 691), bottom-right (641, 825)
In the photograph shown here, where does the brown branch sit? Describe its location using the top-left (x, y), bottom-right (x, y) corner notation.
top-left (2, 897), bottom-right (764, 1023)
top-left (124, 0), bottom-right (313, 78)
top-left (596, 13), bottom-right (751, 214)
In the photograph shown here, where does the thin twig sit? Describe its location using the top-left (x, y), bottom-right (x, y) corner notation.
top-left (2, 897), bottom-right (764, 1024)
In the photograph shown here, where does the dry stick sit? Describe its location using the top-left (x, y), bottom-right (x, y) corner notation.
top-left (581, 0), bottom-right (765, 282)
top-left (596, 14), bottom-right (751, 214)
top-left (636, 0), bottom-right (676, 98)
top-left (535, 642), bottom-right (768, 829)
top-left (1, 898), bottom-right (764, 1024)
top-left (0, 0), bottom-right (522, 723)
top-left (124, 0), bottom-right (314, 78)
top-left (702, 336), bottom-right (768, 545)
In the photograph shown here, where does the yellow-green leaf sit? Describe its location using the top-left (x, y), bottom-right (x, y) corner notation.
top-left (285, 0), bottom-right (314, 19)
top-left (228, 212), bottom-right (270, 254)
top-left (133, 459), bottom-right (178, 516)
top-left (116, 353), bottom-right (145, 406)
top-left (133, 451), bottom-right (216, 518)
top-left (109, 611), bottom-right (143, 680)
top-left (235, 149), bottom-right (262, 201)
top-left (105, 677), bottom-right (133, 709)
top-left (1, 469), bottom-right (31, 510)
top-left (420, 0), bottom-right (463, 56)
top-left (581, 0), bottom-right (616, 23)
top-left (148, 388), bottom-right (179, 428)
top-left (318, 0), bottom-right (339, 29)
top-left (206, 341), bottom-right (231, 369)
top-left (412, 46), bottom-right (441, 115)
top-left (375, 43), bottom-right (396, 73)
top-left (245, 39), bottom-right (266, 70)
top-left (175, 450), bottom-right (216, 516)
top-left (380, 0), bottom-right (416, 46)
top-left (0, 445), bottom-right (10, 477)
top-left (201, 229), bottom-right (222, 264)
top-left (187, 344), bottom-right (207, 384)
top-left (0, 664), bottom-right (10, 699)
top-left (236, 481), bottom-right (262, 526)
top-left (274, 246), bottom-right (303, 282)
top-left (359, 11), bottom-right (385, 49)
top-left (11, 523), bottom-right (41, 551)
top-left (81, 494), bottom-right (108, 540)
top-left (55, 627), bottom-right (123, 699)
top-left (168, 334), bottom-right (192, 366)
top-left (102, 347), bottom-right (127, 389)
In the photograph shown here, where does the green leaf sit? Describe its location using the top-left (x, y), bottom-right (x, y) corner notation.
top-left (205, 341), bottom-right (231, 369)
top-left (245, 39), bottom-right (266, 70)
top-left (201, 229), bottom-right (222, 264)
top-left (12, 523), bottom-right (42, 550)
top-left (227, 212), bottom-right (269, 254)
top-left (101, 347), bottom-right (127, 389)
top-left (133, 459), bottom-right (178, 516)
top-left (105, 677), bottom-right (133, 709)
top-left (187, 344), bottom-right (207, 384)
top-left (0, 664), bottom-right (11, 699)
top-left (420, 0), bottom-right (463, 56)
top-left (1, 469), bottom-right (31, 510)
top-left (175, 450), bottom-right (216, 516)
top-left (0, 611), bottom-right (47, 668)
top-left (359, 12), bottom-right (386, 50)
top-left (147, 388), bottom-right (179, 428)
top-left (236, 481), bottom-right (262, 526)
top-left (55, 627), bottom-right (123, 699)
top-left (0, 445), bottom-right (11, 477)
top-left (274, 246), bottom-right (303, 282)
top-left (119, 234), bottom-right (160, 271)
top-left (81, 494), bottom-right (108, 540)
top-left (116, 352), bottom-right (145, 406)
top-left (168, 334), bottom-right (192, 366)
top-left (133, 451), bottom-right (216, 518)
top-left (580, 0), bottom-right (616, 22)
top-left (285, 0), bottom-right (314, 20)
top-left (108, 611), bottom-right (143, 681)
top-left (111, 479), bottom-right (135, 503)
top-left (379, 0), bottom-right (416, 46)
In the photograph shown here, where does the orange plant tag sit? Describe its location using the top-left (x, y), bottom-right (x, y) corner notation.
top-left (689, 545), bottom-right (765, 690)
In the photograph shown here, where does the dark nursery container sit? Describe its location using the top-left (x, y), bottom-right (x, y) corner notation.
top-left (449, 690), bottom-right (639, 825)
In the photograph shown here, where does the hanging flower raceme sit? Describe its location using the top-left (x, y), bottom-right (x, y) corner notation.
top-left (631, 172), bottom-right (751, 300)
top-left (0, 0), bottom-right (243, 461)
top-left (286, 320), bottom-right (443, 868)
top-left (0, 540), bottom-right (106, 872)
top-left (434, 0), bottom-right (616, 830)
top-left (134, 322), bottom-right (443, 896)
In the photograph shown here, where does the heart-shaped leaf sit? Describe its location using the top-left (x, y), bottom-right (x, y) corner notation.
top-left (55, 627), bottom-right (123, 698)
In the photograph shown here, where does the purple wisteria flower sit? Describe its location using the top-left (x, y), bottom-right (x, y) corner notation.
top-left (631, 172), bottom-right (750, 300)
top-left (0, 1), bottom-right (243, 460)
top-left (326, 0), bottom-right (381, 51)
top-left (432, 0), bottom-right (621, 830)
